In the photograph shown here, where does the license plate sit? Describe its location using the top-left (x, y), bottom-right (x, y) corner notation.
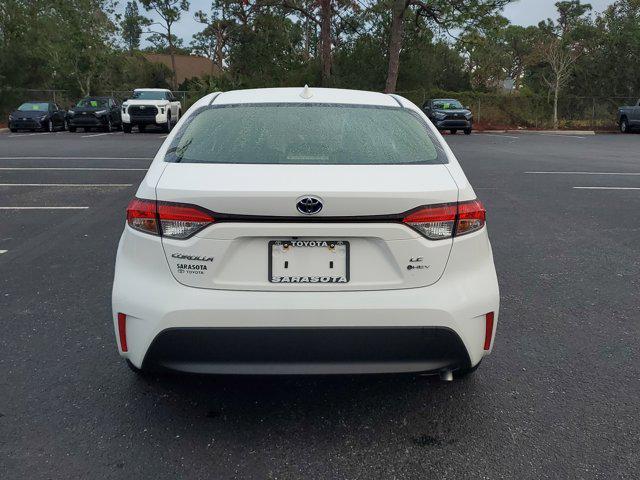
top-left (269, 240), bottom-right (349, 284)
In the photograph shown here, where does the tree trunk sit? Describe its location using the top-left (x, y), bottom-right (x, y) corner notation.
top-left (215, 29), bottom-right (224, 73)
top-left (168, 24), bottom-right (178, 90)
top-left (385, 0), bottom-right (406, 93)
top-left (320, 0), bottom-right (331, 86)
top-left (553, 77), bottom-right (559, 130)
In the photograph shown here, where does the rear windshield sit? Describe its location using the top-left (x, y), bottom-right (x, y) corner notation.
top-left (165, 104), bottom-right (447, 165)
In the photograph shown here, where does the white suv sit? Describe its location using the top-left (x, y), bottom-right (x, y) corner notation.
top-left (121, 88), bottom-right (181, 133)
top-left (112, 87), bottom-right (499, 379)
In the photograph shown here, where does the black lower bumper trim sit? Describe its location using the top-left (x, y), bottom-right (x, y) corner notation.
top-left (129, 117), bottom-right (158, 125)
top-left (143, 327), bottom-right (471, 375)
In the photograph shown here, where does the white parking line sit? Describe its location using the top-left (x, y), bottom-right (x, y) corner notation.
top-left (481, 134), bottom-right (520, 139)
top-left (7, 132), bottom-right (54, 138)
top-left (0, 167), bottom-right (147, 171)
top-left (527, 171), bottom-right (640, 176)
top-left (536, 133), bottom-right (586, 139)
top-left (81, 132), bottom-right (118, 138)
top-left (159, 134), bottom-right (168, 139)
top-left (574, 187), bottom-right (640, 190)
top-left (0, 206), bottom-right (89, 210)
top-left (0, 250), bottom-right (7, 255)
top-left (0, 183), bottom-right (133, 187)
top-left (0, 156), bottom-right (152, 160)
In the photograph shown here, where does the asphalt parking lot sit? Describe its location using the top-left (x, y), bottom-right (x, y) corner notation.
top-left (1, 129), bottom-right (639, 479)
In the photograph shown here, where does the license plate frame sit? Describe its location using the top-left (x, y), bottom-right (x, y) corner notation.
top-left (268, 240), bottom-right (350, 284)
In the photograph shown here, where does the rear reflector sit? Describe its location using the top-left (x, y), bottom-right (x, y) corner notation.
top-left (126, 198), bottom-right (214, 239)
top-left (402, 199), bottom-right (486, 240)
top-left (117, 313), bottom-right (128, 352)
top-left (484, 312), bottom-right (495, 350)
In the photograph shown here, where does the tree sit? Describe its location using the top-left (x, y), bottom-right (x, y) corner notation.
top-left (193, 4), bottom-right (234, 72)
top-left (140, 0), bottom-right (190, 90)
top-left (121, 1), bottom-right (150, 54)
top-left (536, 0), bottom-right (592, 128)
top-left (278, 0), bottom-right (361, 86)
top-left (384, 0), bottom-right (513, 93)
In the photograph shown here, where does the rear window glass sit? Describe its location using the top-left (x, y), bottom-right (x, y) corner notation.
top-left (165, 104), bottom-right (447, 165)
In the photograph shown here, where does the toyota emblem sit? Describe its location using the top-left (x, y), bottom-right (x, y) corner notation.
top-left (296, 196), bottom-right (323, 215)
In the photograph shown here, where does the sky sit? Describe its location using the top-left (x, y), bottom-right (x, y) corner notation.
top-left (134, 0), bottom-right (616, 47)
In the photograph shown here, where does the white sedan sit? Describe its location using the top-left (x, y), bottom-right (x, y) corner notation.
top-left (112, 87), bottom-right (499, 380)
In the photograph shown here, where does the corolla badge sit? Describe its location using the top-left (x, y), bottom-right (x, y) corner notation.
top-left (296, 196), bottom-right (323, 215)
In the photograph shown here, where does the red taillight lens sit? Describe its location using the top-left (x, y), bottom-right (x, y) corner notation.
top-left (402, 199), bottom-right (486, 240)
top-left (126, 198), bottom-right (159, 235)
top-left (402, 204), bottom-right (457, 240)
top-left (126, 198), bottom-right (214, 239)
top-left (484, 312), bottom-right (495, 350)
top-left (456, 199), bottom-right (486, 237)
top-left (157, 201), bottom-right (214, 239)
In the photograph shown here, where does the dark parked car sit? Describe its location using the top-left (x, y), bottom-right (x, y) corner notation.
top-left (422, 98), bottom-right (473, 135)
top-left (67, 96), bottom-right (122, 132)
top-left (617, 99), bottom-right (640, 133)
top-left (8, 102), bottom-right (67, 133)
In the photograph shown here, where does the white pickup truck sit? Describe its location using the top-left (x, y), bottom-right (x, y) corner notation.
top-left (121, 88), bottom-right (181, 133)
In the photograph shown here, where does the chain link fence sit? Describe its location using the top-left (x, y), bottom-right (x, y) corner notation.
top-left (396, 89), bottom-right (636, 130)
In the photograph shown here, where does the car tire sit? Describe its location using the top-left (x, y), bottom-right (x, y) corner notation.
top-left (163, 114), bottom-right (172, 133)
top-left (453, 360), bottom-right (482, 379)
top-left (68, 126), bottom-right (76, 132)
top-left (123, 123), bottom-right (132, 133)
top-left (10, 128), bottom-right (17, 133)
top-left (620, 118), bottom-right (630, 134)
top-left (464, 128), bottom-right (472, 135)
top-left (450, 129), bottom-right (457, 135)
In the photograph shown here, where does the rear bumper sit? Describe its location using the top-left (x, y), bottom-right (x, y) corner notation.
top-left (113, 227), bottom-right (500, 374)
top-left (144, 327), bottom-right (470, 374)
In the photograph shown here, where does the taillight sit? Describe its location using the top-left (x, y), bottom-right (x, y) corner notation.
top-left (126, 198), bottom-right (214, 239)
top-left (402, 204), bottom-right (457, 240)
top-left (403, 199), bottom-right (486, 240)
top-left (456, 199), bottom-right (486, 236)
top-left (126, 198), bottom-right (159, 235)
top-left (157, 202), bottom-right (214, 239)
